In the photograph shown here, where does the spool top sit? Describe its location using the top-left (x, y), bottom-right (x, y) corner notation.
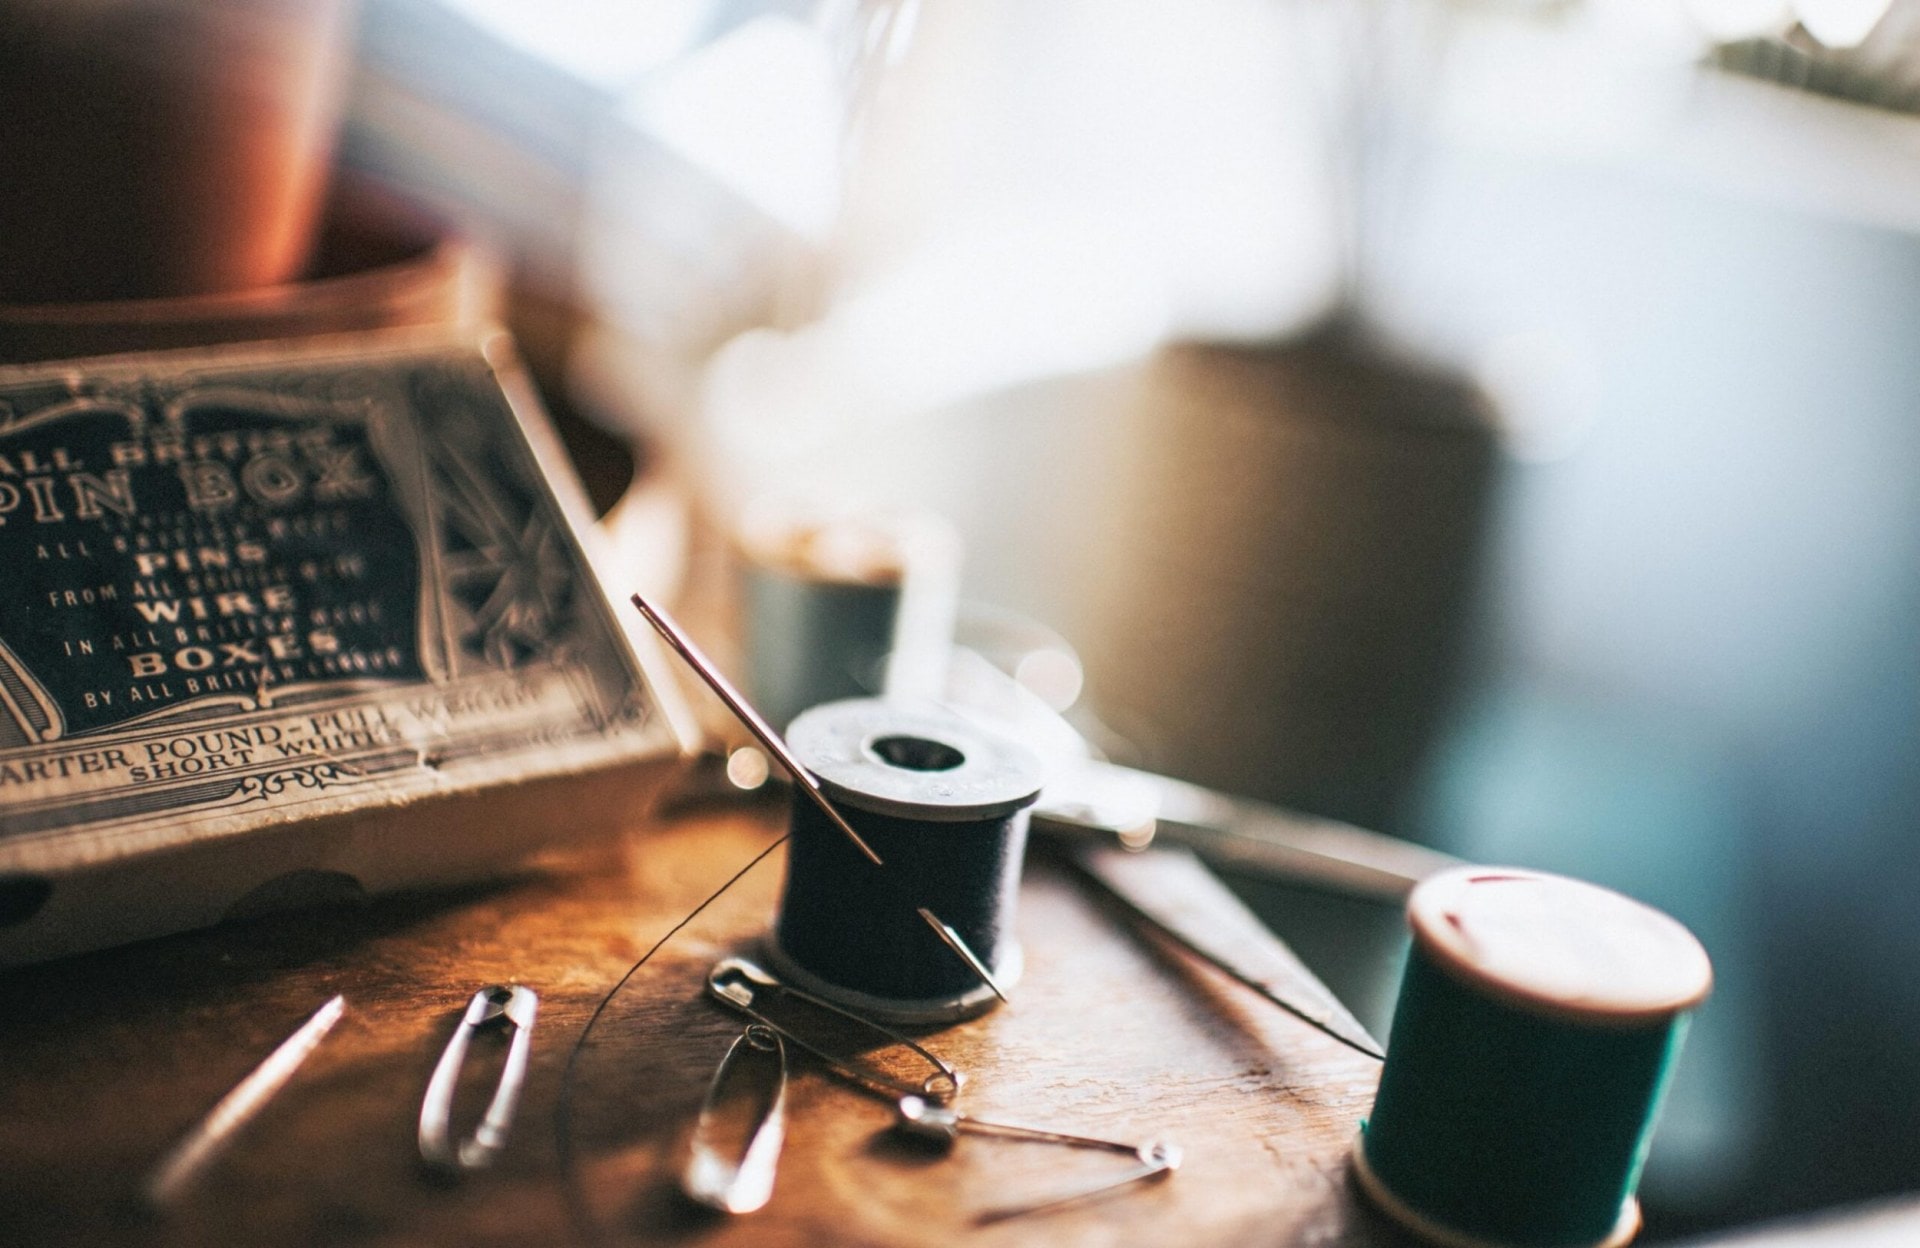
top-left (1408, 867), bottom-right (1712, 1026)
top-left (787, 699), bottom-right (1047, 822)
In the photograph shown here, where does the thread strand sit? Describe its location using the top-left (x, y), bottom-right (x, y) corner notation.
top-left (555, 831), bottom-right (790, 1246)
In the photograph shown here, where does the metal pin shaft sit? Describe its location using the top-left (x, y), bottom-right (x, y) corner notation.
top-left (975, 1141), bottom-right (1182, 1224)
top-left (916, 907), bottom-right (1010, 1004)
top-left (630, 594), bottom-right (883, 866)
top-left (142, 994), bottom-right (346, 1209)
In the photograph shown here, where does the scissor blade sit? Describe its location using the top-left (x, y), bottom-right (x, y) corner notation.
top-left (1070, 844), bottom-right (1385, 1061)
top-left (1034, 759), bottom-right (1462, 904)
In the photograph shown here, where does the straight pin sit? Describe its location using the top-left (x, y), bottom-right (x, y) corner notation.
top-left (630, 594), bottom-right (883, 866)
top-left (142, 994), bottom-right (345, 1209)
top-left (916, 907), bottom-right (1010, 1004)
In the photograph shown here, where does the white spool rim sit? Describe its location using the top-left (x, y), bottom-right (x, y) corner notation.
top-left (787, 698), bottom-right (1047, 822)
top-left (1351, 1133), bottom-right (1642, 1248)
top-left (1407, 867), bottom-right (1712, 1026)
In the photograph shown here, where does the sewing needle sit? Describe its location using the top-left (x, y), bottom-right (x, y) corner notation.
top-left (631, 593), bottom-right (883, 866)
top-left (142, 994), bottom-right (346, 1209)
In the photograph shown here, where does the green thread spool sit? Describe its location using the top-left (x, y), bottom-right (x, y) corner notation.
top-left (736, 505), bottom-right (959, 731)
top-left (1354, 867), bottom-right (1712, 1248)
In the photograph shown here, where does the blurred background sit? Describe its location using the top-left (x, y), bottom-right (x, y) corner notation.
top-left (9, 0), bottom-right (1920, 1238)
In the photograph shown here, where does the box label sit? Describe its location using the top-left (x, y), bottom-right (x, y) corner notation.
top-left (0, 341), bottom-right (657, 842)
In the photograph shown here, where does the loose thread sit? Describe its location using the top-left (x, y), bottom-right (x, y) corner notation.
top-left (555, 831), bottom-right (791, 1246)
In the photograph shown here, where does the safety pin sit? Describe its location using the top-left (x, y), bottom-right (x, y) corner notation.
top-left (706, 956), bottom-right (962, 1104)
top-left (892, 1094), bottom-right (1156, 1155)
top-left (973, 1139), bottom-right (1182, 1224)
top-left (682, 1023), bottom-right (789, 1214)
top-left (418, 984), bottom-right (538, 1175)
top-left (891, 1095), bottom-right (1181, 1223)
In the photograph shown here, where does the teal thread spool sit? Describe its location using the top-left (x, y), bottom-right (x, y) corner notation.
top-left (736, 505), bottom-right (960, 732)
top-left (1354, 868), bottom-right (1712, 1248)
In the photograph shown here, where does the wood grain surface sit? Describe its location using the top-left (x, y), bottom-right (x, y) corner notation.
top-left (0, 801), bottom-right (1410, 1248)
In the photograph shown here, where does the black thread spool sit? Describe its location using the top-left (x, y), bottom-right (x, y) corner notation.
top-left (770, 699), bottom-right (1047, 1025)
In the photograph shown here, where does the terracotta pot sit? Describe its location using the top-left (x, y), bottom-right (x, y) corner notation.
top-left (0, 181), bottom-right (495, 364)
top-left (0, 0), bottom-right (354, 304)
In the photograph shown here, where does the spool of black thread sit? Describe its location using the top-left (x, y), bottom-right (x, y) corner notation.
top-left (771, 699), bottom-right (1047, 1025)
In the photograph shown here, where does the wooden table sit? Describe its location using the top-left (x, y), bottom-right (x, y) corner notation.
top-left (0, 800), bottom-right (1408, 1248)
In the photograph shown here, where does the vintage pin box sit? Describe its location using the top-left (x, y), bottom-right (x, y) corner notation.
top-left (0, 330), bottom-right (693, 963)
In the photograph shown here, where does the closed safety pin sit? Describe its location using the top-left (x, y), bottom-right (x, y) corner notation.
top-left (682, 1023), bottom-right (789, 1214)
top-left (419, 984), bottom-right (538, 1175)
top-left (894, 1095), bottom-right (1182, 1224)
top-left (706, 956), bottom-right (962, 1103)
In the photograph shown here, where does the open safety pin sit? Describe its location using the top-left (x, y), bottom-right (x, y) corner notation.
top-left (707, 956), bottom-right (962, 1103)
top-left (894, 1094), bottom-right (1162, 1155)
top-left (892, 1095), bottom-right (1182, 1222)
top-left (975, 1138), bottom-right (1182, 1224)
top-left (418, 984), bottom-right (538, 1175)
